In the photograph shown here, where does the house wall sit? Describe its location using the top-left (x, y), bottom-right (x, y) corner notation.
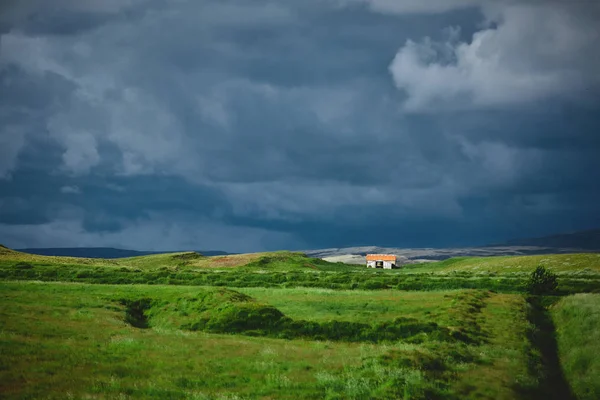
top-left (366, 260), bottom-right (396, 268)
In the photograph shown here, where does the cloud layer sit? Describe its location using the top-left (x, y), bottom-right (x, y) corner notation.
top-left (1, 0), bottom-right (599, 251)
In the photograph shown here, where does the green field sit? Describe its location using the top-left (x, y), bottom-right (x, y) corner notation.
top-left (1, 246), bottom-right (599, 399)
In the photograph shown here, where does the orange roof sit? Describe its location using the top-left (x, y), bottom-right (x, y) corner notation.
top-left (366, 254), bottom-right (397, 261)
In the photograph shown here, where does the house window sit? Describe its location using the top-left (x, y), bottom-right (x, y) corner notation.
top-left (375, 261), bottom-right (383, 268)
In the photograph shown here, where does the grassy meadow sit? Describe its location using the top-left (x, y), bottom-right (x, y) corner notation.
top-left (411, 253), bottom-right (600, 274)
top-left (1, 245), bottom-right (599, 399)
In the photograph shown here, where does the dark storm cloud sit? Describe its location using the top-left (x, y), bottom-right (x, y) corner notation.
top-left (0, 0), bottom-right (148, 34)
top-left (0, 0), bottom-right (599, 251)
top-left (0, 171), bottom-right (231, 228)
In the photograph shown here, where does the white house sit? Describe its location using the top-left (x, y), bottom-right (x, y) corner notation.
top-left (366, 254), bottom-right (397, 269)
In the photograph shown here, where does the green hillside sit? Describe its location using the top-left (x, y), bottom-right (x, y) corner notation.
top-left (0, 245), bottom-right (350, 271)
top-left (3, 244), bottom-right (600, 274)
top-left (407, 253), bottom-right (600, 274)
top-left (2, 246), bottom-right (600, 293)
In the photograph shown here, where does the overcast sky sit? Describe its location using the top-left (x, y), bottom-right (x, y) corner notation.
top-left (1, 0), bottom-right (599, 252)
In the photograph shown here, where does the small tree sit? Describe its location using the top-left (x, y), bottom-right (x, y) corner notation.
top-left (527, 265), bottom-right (558, 295)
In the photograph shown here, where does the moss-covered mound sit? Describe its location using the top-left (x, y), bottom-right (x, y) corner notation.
top-left (170, 252), bottom-right (205, 263)
top-left (138, 288), bottom-right (286, 333)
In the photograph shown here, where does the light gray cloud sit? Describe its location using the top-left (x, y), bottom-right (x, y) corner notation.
top-left (60, 185), bottom-right (81, 194)
top-left (389, 2), bottom-right (600, 111)
top-left (59, 131), bottom-right (100, 175)
top-left (0, 125), bottom-right (26, 179)
top-left (339, 0), bottom-right (480, 14)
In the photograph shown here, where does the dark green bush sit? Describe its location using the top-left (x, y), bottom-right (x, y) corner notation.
top-left (204, 303), bottom-right (285, 333)
top-left (527, 265), bottom-right (558, 295)
top-left (13, 262), bottom-right (34, 269)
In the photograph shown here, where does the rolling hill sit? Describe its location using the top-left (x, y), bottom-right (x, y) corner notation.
top-left (10, 228), bottom-right (599, 264)
top-left (15, 247), bottom-right (232, 258)
top-left (304, 229), bottom-right (600, 264)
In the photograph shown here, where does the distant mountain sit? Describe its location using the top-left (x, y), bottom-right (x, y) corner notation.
top-left (489, 229), bottom-right (600, 250)
top-left (303, 229), bottom-right (600, 264)
top-left (16, 247), bottom-right (232, 259)
top-left (15, 229), bottom-right (600, 261)
top-left (303, 245), bottom-right (588, 264)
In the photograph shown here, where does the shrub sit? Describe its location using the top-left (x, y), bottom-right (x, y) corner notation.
top-left (527, 265), bottom-right (558, 295)
top-left (362, 280), bottom-right (388, 290)
top-left (13, 262), bottom-right (34, 269)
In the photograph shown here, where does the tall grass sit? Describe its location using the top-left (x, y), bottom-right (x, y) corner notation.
top-left (551, 294), bottom-right (600, 400)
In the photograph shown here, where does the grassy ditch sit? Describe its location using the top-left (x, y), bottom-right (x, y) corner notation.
top-left (551, 294), bottom-right (600, 400)
top-left (520, 296), bottom-right (576, 400)
top-left (118, 287), bottom-right (456, 343)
